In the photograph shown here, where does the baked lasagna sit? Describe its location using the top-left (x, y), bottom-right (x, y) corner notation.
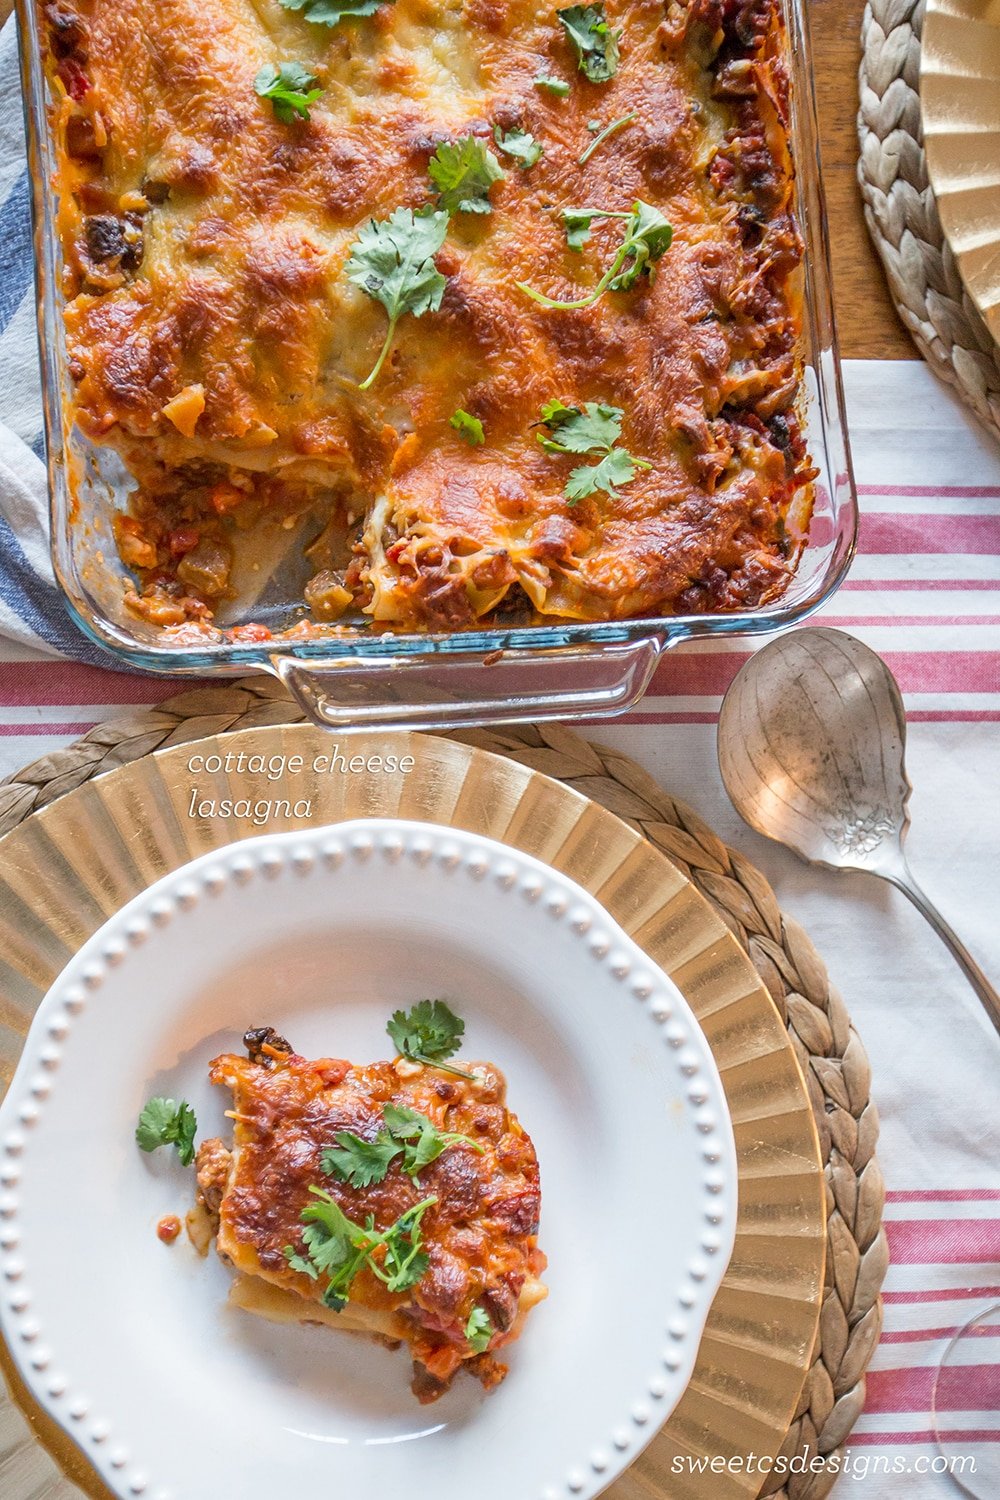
top-left (195, 1027), bottom-right (547, 1401)
top-left (43, 0), bottom-right (813, 636)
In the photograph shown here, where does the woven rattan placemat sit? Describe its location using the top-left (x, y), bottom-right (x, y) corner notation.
top-left (0, 679), bottom-right (887, 1498)
top-left (859, 0), bottom-right (1000, 441)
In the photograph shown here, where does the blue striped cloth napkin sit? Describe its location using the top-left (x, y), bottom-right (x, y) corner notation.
top-left (0, 19), bottom-right (127, 662)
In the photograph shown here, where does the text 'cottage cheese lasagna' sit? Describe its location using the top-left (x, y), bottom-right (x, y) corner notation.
top-left (44, 0), bottom-right (815, 638)
top-left (191, 1020), bottom-right (547, 1402)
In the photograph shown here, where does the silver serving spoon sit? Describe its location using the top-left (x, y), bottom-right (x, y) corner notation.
top-left (718, 626), bottom-right (1000, 1034)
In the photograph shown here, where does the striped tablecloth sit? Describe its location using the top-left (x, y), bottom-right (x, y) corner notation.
top-left (0, 358), bottom-right (998, 1494)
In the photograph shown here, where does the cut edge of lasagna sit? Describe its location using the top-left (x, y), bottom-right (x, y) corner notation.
top-left (192, 1026), bottom-right (547, 1403)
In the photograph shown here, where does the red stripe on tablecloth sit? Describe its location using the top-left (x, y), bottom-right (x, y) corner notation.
top-left (885, 1288), bottom-right (1000, 1304)
top-left (0, 650), bottom-right (997, 713)
top-left (898, 712), bottom-right (1000, 722)
top-left (819, 616), bottom-right (1000, 627)
top-left (842, 580), bottom-right (1000, 591)
top-left (0, 722), bottom-right (98, 736)
top-left (882, 1326), bottom-right (999, 1344)
top-left (887, 1190), bottom-right (1000, 1202)
top-left (6, 711), bottom-right (1000, 737)
top-left (648, 652), bottom-right (1000, 697)
top-left (866, 1365), bottom-right (1000, 1414)
top-left (858, 484), bottom-right (1000, 499)
top-left (618, 711), bottom-right (1000, 726)
top-left (850, 1430), bottom-right (1000, 1446)
top-left (860, 514), bottom-right (1000, 554)
top-left (885, 1220), bottom-right (1000, 1264)
top-left (0, 664), bottom-right (197, 706)
top-left (615, 713), bottom-right (722, 725)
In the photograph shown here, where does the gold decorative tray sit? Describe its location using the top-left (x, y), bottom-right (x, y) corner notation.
top-left (0, 726), bottom-right (827, 1499)
top-left (922, 0), bottom-right (1000, 346)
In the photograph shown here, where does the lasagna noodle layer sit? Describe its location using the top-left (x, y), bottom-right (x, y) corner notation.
top-left (46, 0), bottom-right (812, 629)
top-left (228, 1267), bottom-right (548, 1339)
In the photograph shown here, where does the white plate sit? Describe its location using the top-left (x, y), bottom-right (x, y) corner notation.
top-left (0, 819), bottom-right (737, 1500)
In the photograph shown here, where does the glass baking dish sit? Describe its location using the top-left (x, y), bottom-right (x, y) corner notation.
top-left (16, 0), bottom-right (857, 732)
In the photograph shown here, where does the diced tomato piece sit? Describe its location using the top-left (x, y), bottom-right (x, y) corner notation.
top-left (59, 60), bottom-right (90, 100)
top-left (168, 526), bottom-right (201, 557)
top-left (414, 1340), bottom-right (464, 1383)
top-left (228, 623), bottom-right (272, 644)
top-left (208, 482), bottom-right (247, 516)
top-left (311, 1059), bottom-right (351, 1088)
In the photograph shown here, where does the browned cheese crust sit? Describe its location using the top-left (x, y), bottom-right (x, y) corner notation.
top-left (43, 0), bottom-right (813, 635)
top-left (202, 1043), bottom-right (546, 1401)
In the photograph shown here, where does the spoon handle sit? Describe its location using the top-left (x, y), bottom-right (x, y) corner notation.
top-left (886, 863), bottom-right (1000, 1036)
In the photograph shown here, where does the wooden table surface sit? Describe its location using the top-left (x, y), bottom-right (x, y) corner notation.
top-left (2, 0), bottom-right (912, 360)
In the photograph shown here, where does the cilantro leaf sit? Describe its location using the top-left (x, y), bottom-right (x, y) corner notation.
top-left (301, 1191), bottom-right (367, 1273)
top-left (537, 399), bottom-right (623, 455)
top-left (578, 111), bottom-right (636, 165)
top-left (321, 1103), bottom-right (484, 1190)
top-left (135, 1097), bottom-right (197, 1167)
top-left (565, 446), bottom-right (646, 501)
top-left (278, 0), bottom-right (390, 25)
top-left (286, 1185), bottom-right (437, 1307)
top-left (450, 409), bottom-right (485, 445)
top-left (535, 75), bottom-right (570, 96)
top-left (429, 135), bottom-right (504, 215)
top-left (383, 1103), bottom-right (443, 1177)
top-left (383, 1101), bottom-right (485, 1176)
top-left (284, 1249), bottom-right (320, 1279)
top-left (381, 1103), bottom-right (437, 1144)
top-left (375, 1197), bottom-right (437, 1292)
top-left (537, 399), bottom-right (650, 503)
top-left (321, 1130), bottom-right (402, 1187)
top-left (386, 1249), bottom-right (430, 1292)
top-left (253, 61), bottom-right (323, 123)
top-left (558, 4), bottom-right (620, 84)
top-left (344, 207), bottom-right (449, 389)
top-left (493, 126), bottom-right (543, 169)
top-left (386, 999), bottom-right (474, 1078)
top-left (292, 1187), bottom-right (375, 1306)
top-left (607, 200), bottom-right (673, 289)
top-left (518, 199), bottom-right (672, 310)
top-left (563, 208), bottom-right (598, 252)
top-left (465, 1306), bottom-right (493, 1353)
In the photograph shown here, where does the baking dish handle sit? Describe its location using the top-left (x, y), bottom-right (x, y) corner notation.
top-left (271, 637), bottom-right (665, 732)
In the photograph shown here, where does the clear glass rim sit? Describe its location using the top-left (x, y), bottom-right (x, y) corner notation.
top-left (53, 545), bottom-right (857, 673)
top-left (931, 1299), bottom-right (1000, 1500)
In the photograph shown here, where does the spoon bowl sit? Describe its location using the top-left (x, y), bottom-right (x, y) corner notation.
top-left (718, 627), bottom-right (1000, 1033)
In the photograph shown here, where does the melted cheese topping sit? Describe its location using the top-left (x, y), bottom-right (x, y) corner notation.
top-left (46, 0), bottom-right (811, 631)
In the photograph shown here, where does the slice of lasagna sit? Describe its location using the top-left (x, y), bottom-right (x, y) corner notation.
top-left (195, 1026), bottom-right (546, 1402)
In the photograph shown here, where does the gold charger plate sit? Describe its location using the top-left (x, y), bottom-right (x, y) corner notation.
top-left (0, 727), bottom-right (826, 1500)
top-left (922, 0), bottom-right (1000, 346)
